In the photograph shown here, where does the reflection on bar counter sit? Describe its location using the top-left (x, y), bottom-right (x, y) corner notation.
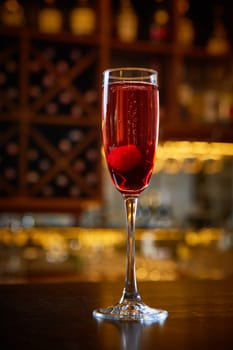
top-left (0, 141), bottom-right (233, 284)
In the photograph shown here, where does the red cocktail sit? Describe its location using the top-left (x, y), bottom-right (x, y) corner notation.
top-left (93, 68), bottom-right (168, 323)
top-left (103, 81), bottom-right (159, 194)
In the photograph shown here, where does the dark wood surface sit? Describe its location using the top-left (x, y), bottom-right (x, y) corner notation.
top-left (0, 280), bottom-right (233, 349)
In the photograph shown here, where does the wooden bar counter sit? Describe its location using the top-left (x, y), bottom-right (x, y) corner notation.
top-left (0, 279), bottom-right (233, 349)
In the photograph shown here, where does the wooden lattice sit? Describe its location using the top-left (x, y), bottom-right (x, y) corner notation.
top-left (0, 30), bottom-right (102, 212)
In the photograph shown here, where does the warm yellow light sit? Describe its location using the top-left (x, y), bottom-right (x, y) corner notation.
top-left (154, 141), bottom-right (233, 173)
top-left (157, 141), bottom-right (233, 160)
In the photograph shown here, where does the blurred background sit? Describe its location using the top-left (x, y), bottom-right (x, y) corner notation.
top-left (0, 0), bottom-right (233, 284)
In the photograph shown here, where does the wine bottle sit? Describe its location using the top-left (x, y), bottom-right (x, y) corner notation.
top-left (150, 0), bottom-right (169, 42)
top-left (38, 0), bottom-right (63, 33)
top-left (70, 0), bottom-right (96, 36)
top-left (0, 0), bottom-right (25, 27)
top-left (116, 0), bottom-right (138, 42)
top-left (206, 3), bottom-right (230, 55)
top-left (177, 0), bottom-right (194, 46)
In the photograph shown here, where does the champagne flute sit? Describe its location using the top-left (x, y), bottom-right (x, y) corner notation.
top-left (93, 68), bottom-right (168, 322)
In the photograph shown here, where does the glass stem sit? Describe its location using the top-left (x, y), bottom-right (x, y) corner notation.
top-left (120, 194), bottom-right (141, 303)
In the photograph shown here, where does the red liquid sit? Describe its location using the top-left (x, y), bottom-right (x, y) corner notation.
top-left (103, 81), bottom-right (159, 194)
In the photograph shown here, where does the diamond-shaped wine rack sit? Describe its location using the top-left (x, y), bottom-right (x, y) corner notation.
top-left (0, 30), bottom-right (101, 212)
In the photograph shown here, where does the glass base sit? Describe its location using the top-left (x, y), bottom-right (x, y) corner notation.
top-left (93, 300), bottom-right (168, 324)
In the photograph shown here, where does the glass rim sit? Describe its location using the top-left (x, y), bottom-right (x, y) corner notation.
top-left (103, 67), bottom-right (158, 82)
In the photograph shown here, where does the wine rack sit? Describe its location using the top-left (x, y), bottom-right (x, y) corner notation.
top-left (0, 30), bottom-right (102, 212)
